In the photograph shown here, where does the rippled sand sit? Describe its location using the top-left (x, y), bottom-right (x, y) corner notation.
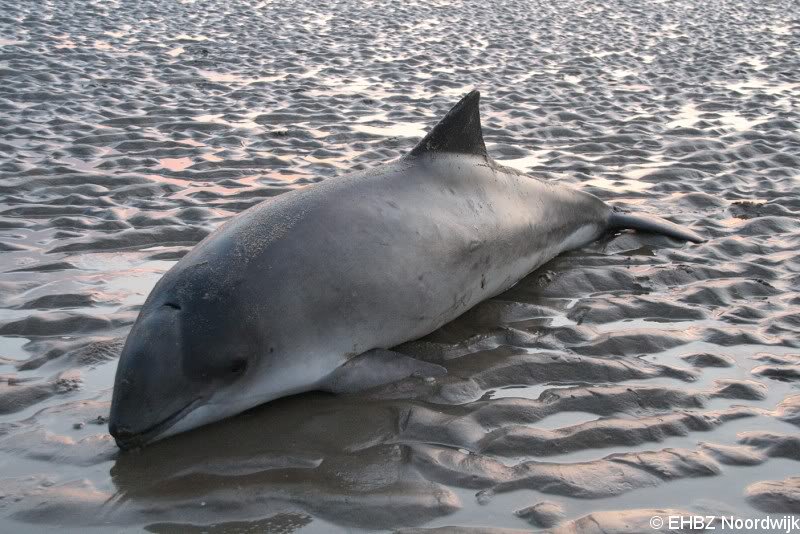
top-left (1, 0), bottom-right (799, 532)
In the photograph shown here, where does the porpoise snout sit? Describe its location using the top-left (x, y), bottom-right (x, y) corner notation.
top-left (110, 304), bottom-right (198, 449)
top-left (109, 375), bottom-right (152, 449)
top-left (109, 274), bottom-right (266, 448)
top-left (108, 420), bottom-right (138, 450)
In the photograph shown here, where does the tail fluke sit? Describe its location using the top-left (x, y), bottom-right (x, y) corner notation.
top-left (608, 211), bottom-right (705, 243)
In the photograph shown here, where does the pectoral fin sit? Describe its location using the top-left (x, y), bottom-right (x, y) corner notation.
top-left (321, 349), bottom-right (447, 394)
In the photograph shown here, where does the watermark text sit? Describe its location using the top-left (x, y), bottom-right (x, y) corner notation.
top-left (649, 514), bottom-right (800, 532)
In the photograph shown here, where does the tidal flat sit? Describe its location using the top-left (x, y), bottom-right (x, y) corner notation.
top-left (0, 0), bottom-right (799, 532)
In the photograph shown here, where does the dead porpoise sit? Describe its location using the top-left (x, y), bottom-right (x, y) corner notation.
top-left (109, 90), bottom-right (703, 449)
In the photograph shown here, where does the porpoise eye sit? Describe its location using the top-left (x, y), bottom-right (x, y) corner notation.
top-left (229, 358), bottom-right (248, 375)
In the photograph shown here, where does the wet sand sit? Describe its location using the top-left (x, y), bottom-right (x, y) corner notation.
top-left (1, 0), bottom-right (799, 531)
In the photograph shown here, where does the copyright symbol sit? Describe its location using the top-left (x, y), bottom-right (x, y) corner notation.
top-left (650, 516), bottom-right (664, 529)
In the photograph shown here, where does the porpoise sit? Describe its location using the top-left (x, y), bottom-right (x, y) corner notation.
top-left (109, 90), bottom-right (703, 449)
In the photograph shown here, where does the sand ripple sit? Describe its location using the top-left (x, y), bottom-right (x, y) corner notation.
top-left (1, 0), bottom-right (799, 530)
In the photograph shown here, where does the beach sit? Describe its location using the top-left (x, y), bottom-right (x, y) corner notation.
top-left (0, 0), bottom-right (798, 531)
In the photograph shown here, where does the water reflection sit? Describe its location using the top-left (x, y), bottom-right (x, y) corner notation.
top-left (110, 393), bottom-right (460, 531)
top-left (146, 513), bottom-right (313, 534)
top-left (159, 157), bottom-right (193, 172)
top-left (2, 0), bottom-right (799, 529)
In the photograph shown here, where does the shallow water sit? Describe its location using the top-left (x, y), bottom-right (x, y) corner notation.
top-left (1, 0), bottom-right (799, 532)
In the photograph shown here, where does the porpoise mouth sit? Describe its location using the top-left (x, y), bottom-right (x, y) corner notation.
top-left (112, 398), bottom-right (201, 451)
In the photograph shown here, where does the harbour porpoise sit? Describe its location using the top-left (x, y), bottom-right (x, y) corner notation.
top-left (109, 90), bottom-right (703, 449)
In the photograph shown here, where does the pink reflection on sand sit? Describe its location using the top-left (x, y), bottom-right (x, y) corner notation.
top-left (159, 157), bottom-right (193, 171)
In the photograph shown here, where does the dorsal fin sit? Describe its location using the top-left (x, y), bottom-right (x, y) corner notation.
top-left (409, 90), bottom-right (487, 158)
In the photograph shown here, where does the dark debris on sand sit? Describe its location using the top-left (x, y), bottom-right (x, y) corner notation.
top-left (1, 0), bottom-right (800, 531)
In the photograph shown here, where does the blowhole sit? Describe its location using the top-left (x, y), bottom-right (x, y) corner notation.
top-left (164, 302), bottom-right (181, 310)
top-left (230, 358), bottom-right (248, 374)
